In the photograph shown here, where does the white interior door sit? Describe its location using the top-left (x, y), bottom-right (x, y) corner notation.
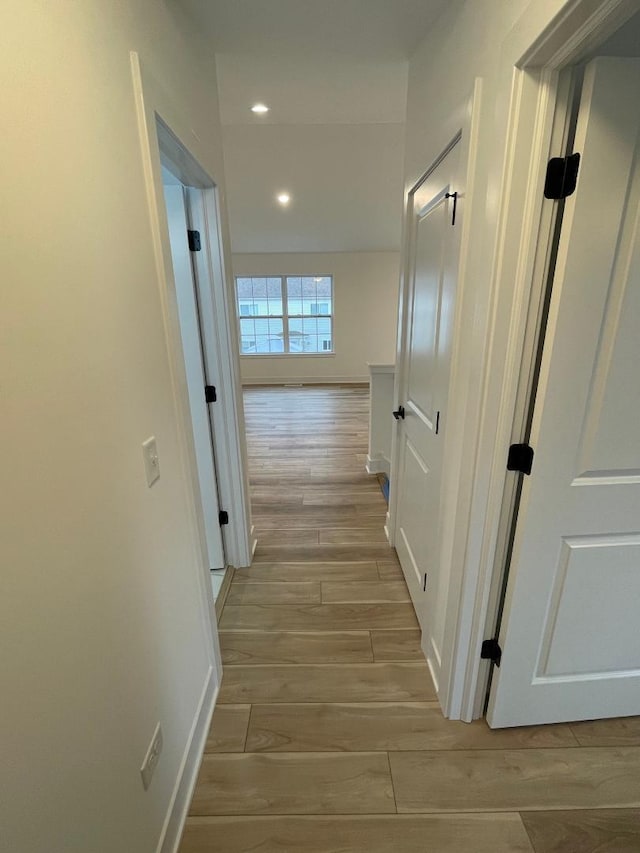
top-left (488, 57), bottom-right (640, 727)
top-left (163, 182), bottom-right (225, 571)
top-left (394, 141), bottom-right (462, 692)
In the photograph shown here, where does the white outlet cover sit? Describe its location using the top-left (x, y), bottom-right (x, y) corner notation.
top-left (140, 722), bottom-right (163, 791)
top-left (142, 436), bottom-right (160, 487)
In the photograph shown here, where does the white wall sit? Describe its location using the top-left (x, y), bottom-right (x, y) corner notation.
top-left (1, 2), bottom-right (232, 851)
top-left (234, 252), bottom-right (400, 384)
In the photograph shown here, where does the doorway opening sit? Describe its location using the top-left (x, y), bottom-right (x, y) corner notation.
top-left (152, 114), bottom-right (254, 612)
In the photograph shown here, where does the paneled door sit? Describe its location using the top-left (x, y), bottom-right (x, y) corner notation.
top-left (394, 139), bottom-right (462, 692)
top-left (488, 58), bottom-right (640, 727)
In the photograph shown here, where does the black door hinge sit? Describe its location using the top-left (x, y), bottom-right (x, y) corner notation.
top-left (481, 638), bottom-right (502, 667)
top-left (187, 229), bottom-right (201, 251)
top-left (507, 443), bottom-right (534, 476)
top-left (393, 405), bottom-right (405, 420)
top-left (218, 510), bottom-right (229, 526)
top-left (205, 385), bottom-right (217, 403)
top-left (544, 153), bottom-right (580, 200)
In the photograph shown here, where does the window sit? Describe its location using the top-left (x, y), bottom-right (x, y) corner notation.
top-left (235, 276), bottom-right (333, 355)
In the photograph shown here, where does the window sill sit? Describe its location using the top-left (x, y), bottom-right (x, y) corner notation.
top-left (240, 353), bottom-right (336, 359)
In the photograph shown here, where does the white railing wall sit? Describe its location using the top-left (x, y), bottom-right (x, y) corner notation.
top-left (366, 363), bottom-right (395, 478)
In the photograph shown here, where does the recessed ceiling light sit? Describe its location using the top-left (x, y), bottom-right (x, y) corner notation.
top-left (276, 192), bottom-right (291, 206)
top-left (251, 103), bottom-right (269, 114)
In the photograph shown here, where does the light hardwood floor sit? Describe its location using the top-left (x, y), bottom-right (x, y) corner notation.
top-left (180, 385), bottom-right (640, 853)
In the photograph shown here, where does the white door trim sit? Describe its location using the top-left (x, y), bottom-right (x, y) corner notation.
top-left (449, 0), bottom-right (640, 721)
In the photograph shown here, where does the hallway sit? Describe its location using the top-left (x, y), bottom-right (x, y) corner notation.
top-left (180, 386), bottom-right (640, 853)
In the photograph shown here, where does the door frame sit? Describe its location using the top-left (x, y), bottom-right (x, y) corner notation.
top-left (157, 122), bottom-right (253, 575)
top-left (130, 53), bottom-right (253, 626)
top-left (453, 0), bottom-right (640, 721)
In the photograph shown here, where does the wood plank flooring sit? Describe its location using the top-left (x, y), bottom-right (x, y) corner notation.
top-left (180, 386), bottom-right (640, 853)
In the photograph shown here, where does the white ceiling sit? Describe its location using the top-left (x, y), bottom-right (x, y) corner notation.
top-left (215, 55), bottom-right (409, 125)
top-left (179, 0), bottom-right (448, 253)
top-left (182, 0), bottom-right (447, 60)
top-left (222, 123), bottom-right (405, 253)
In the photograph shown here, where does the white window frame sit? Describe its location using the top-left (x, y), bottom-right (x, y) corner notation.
top-left (235, 275), bottom-right (334, 356)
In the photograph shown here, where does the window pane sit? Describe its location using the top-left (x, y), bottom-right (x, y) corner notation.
top-left (250, 318), bottom-right (283, 353)
top-left (250, 277), bottom-right (267, 299)
top-left (287, 277), bottom-right (302, 300)
top-left (285, 276), bottom-right (332, 316)
top-left (266, 277), bottom-right (281, 297)
top-left (288, 317), bottom-right (330, 353)
top-left (240, 318), bottom-right (258, 353)
top-left (302, 317), bottom-right (318, 336)
top-left (236, 277), bottom-right (283, 318)
top-left (288, 318), bottom-right (304, 351)
top-left (265, 277), bottom-right (283, 316)
top-left (236, 278), bottom-right (254, 300)
top-left (303, 277), bottom-right (317, 316)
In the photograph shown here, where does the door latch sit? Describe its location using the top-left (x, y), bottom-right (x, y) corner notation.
top-left (445, 191), bottom-right (458, 226)
top-left (393, 406), bottom-right (405, 420)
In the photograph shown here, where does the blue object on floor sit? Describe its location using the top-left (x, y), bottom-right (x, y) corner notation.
top-left (380, 475), bottom-right (390, 504)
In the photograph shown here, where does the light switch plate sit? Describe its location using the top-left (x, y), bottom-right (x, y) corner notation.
top-left (142, 436), bottom-right (160, 487)
top-left (140, 722), bottom-right (163, 791)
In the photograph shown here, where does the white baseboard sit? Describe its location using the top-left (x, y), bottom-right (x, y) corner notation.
top-left (250, 524), bottom-right (258, 559)
top-left (365, 454), bottom-right (391, 477)
top-left (384, 511), bottom-right (392, 545)
top-left (242, 375), bottom-right (368, 386)
top-left (157, 666), bottom-right (218, 853)
top-left (215, 567), bottom-right (235, 620)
